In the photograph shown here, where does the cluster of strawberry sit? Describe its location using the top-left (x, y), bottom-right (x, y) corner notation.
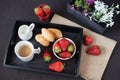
top-left (43, 50), bottom-right (64, 72)
top-left (83, 35), bottom-right (101, 56)
top-left (42, 38), bottom-right (75, 73)
top-left (34, 4), bottom-right (51, 17)
top-left (53, 38), bottom-right (74, 58)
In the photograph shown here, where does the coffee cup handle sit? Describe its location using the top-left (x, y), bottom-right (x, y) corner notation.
top-left (29, 23), bottom-right (35, 31)
top-left (33, 47), bottom-right (41, 54)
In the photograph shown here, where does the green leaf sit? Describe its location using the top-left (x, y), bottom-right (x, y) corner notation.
top-left (54, 49), bottom-right (61, 54)
top-left (75, 0), bottom-right (83, 7)
top-left (83, 1), bottom-right (91, 11)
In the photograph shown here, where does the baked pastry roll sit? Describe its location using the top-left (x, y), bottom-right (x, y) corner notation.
top-left (41, 28), bottom-right (55, 42)
top-left (35, 34), bottom-right (50, 47)
top-left (48, 28), bottom-right (62, 39)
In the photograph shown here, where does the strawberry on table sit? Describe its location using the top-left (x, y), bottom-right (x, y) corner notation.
top-left (60, 52), bottom-right (71, 58)
top-left (87, 45), bottom-right (101, 56)
top-left (43, 50), bottom-right (52, 62)
top-left (49, 61), bottom-right (64, 72)
top-left (59, 38), bottom-right (70, 51)
top-left (83, 35), bottom-right (93, 46)
top-left (53, 42), bottom-right (61, 53)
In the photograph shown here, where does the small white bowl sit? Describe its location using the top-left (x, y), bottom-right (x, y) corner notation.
top-left (53, 37), bottom-right (76, 60)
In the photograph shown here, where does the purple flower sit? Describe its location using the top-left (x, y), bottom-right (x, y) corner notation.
top-left (70, 4), bottom-right (75, 10)
top-left (86, 0), bottom-right (94, 5)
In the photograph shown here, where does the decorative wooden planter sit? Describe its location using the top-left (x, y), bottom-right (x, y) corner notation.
top-left (67, 0), bottom-right (108, 34)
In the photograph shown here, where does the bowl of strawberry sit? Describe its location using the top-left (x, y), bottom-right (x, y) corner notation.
top-left (53, 37), bottom-right (76, 60)
top-left (34, 4), bottom-right (51, 22)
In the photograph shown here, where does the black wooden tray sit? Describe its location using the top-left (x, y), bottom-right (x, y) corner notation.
top-left (3, 20), bottom-right (83, 77)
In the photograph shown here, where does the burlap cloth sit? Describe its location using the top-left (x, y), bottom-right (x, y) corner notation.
top-left (50, 14), bottom-right (117, 80)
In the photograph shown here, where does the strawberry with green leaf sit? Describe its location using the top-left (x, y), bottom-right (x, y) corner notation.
top-left (43, 50), bottom-right (52, 62)
top-left (83, 35), bottom-right (93, 46)
top-left (87, 45), bottom-right (101, 56)
top-left (53, 42), bottom-right (61, 54)
top-left (49, 61), bottom-right (64, 72)
top-left (34, 8), bottom-right (44, 17)
top-left (34, 4), bottom-right (51, 17)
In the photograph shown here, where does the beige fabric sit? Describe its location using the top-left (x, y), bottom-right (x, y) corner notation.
top-left (50, 14), bottom-right (117, 80)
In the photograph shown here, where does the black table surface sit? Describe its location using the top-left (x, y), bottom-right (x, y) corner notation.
top-left (0, 0), bottom-right (120, 80)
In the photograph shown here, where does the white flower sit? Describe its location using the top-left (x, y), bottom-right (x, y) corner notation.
top-left (100, 8), bottom-right (108, 14)
top-left (99, 14), bottom-right (111, 23)
top-left (108, 11), bottom-right (114, 17)
top-left (109, 21), bottom-right (114, 27)
top-left (84, 13), bottom-right (88, 16)
top-left (87, 0), bottom-right (119, 27)
top-left (94, 0), bottom-right (106, 11)
top-left (116, 4), bottom-right (119, 9)
top-left (106, 21), bottom-right (114, 27)
top-left (89, 16), bottom-right (92, 21)
top-left (106, 24), bottom-right (110, 27)
top-left (116, 11), bottom-right (120, 14)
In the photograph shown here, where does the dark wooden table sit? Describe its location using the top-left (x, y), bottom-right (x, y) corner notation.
top-left (0, 0), bottom-right (120, 80)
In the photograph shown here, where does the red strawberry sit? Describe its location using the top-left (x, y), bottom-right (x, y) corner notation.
top-left (43, 50), bottom-right (52, 62)
top-left (60, 52), bottom-right (71, 58)
top-left (49, 61), bottom-right (64, 72)
top-left (34, 8), bottom-right (44, 17)
top-left (54, 42), bottom-right (61, 53)
top-left (59, 39), bottom-right (70, 51)
top-left (83, 35), bottom-right (93, 46)
top-left (42, 5), bottom-right (51, 16)
top-left (87, 45), bottom-right (101, 56)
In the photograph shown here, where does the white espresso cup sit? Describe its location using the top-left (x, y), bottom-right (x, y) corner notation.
top-left (14, 41), bottom-right (41, 62)
top-left (18, 23), bottom-right (35, 40)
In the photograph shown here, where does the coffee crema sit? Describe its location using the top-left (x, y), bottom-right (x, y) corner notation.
top-left (18, 45), bottom-right (32, 57)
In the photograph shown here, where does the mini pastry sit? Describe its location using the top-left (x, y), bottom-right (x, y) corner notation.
top-left (48, 28), bottom-right (62, 39)
top-left (41, 28), bottom-right (55, 42)
top-left (35, 34), bottom-right (50, 47)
